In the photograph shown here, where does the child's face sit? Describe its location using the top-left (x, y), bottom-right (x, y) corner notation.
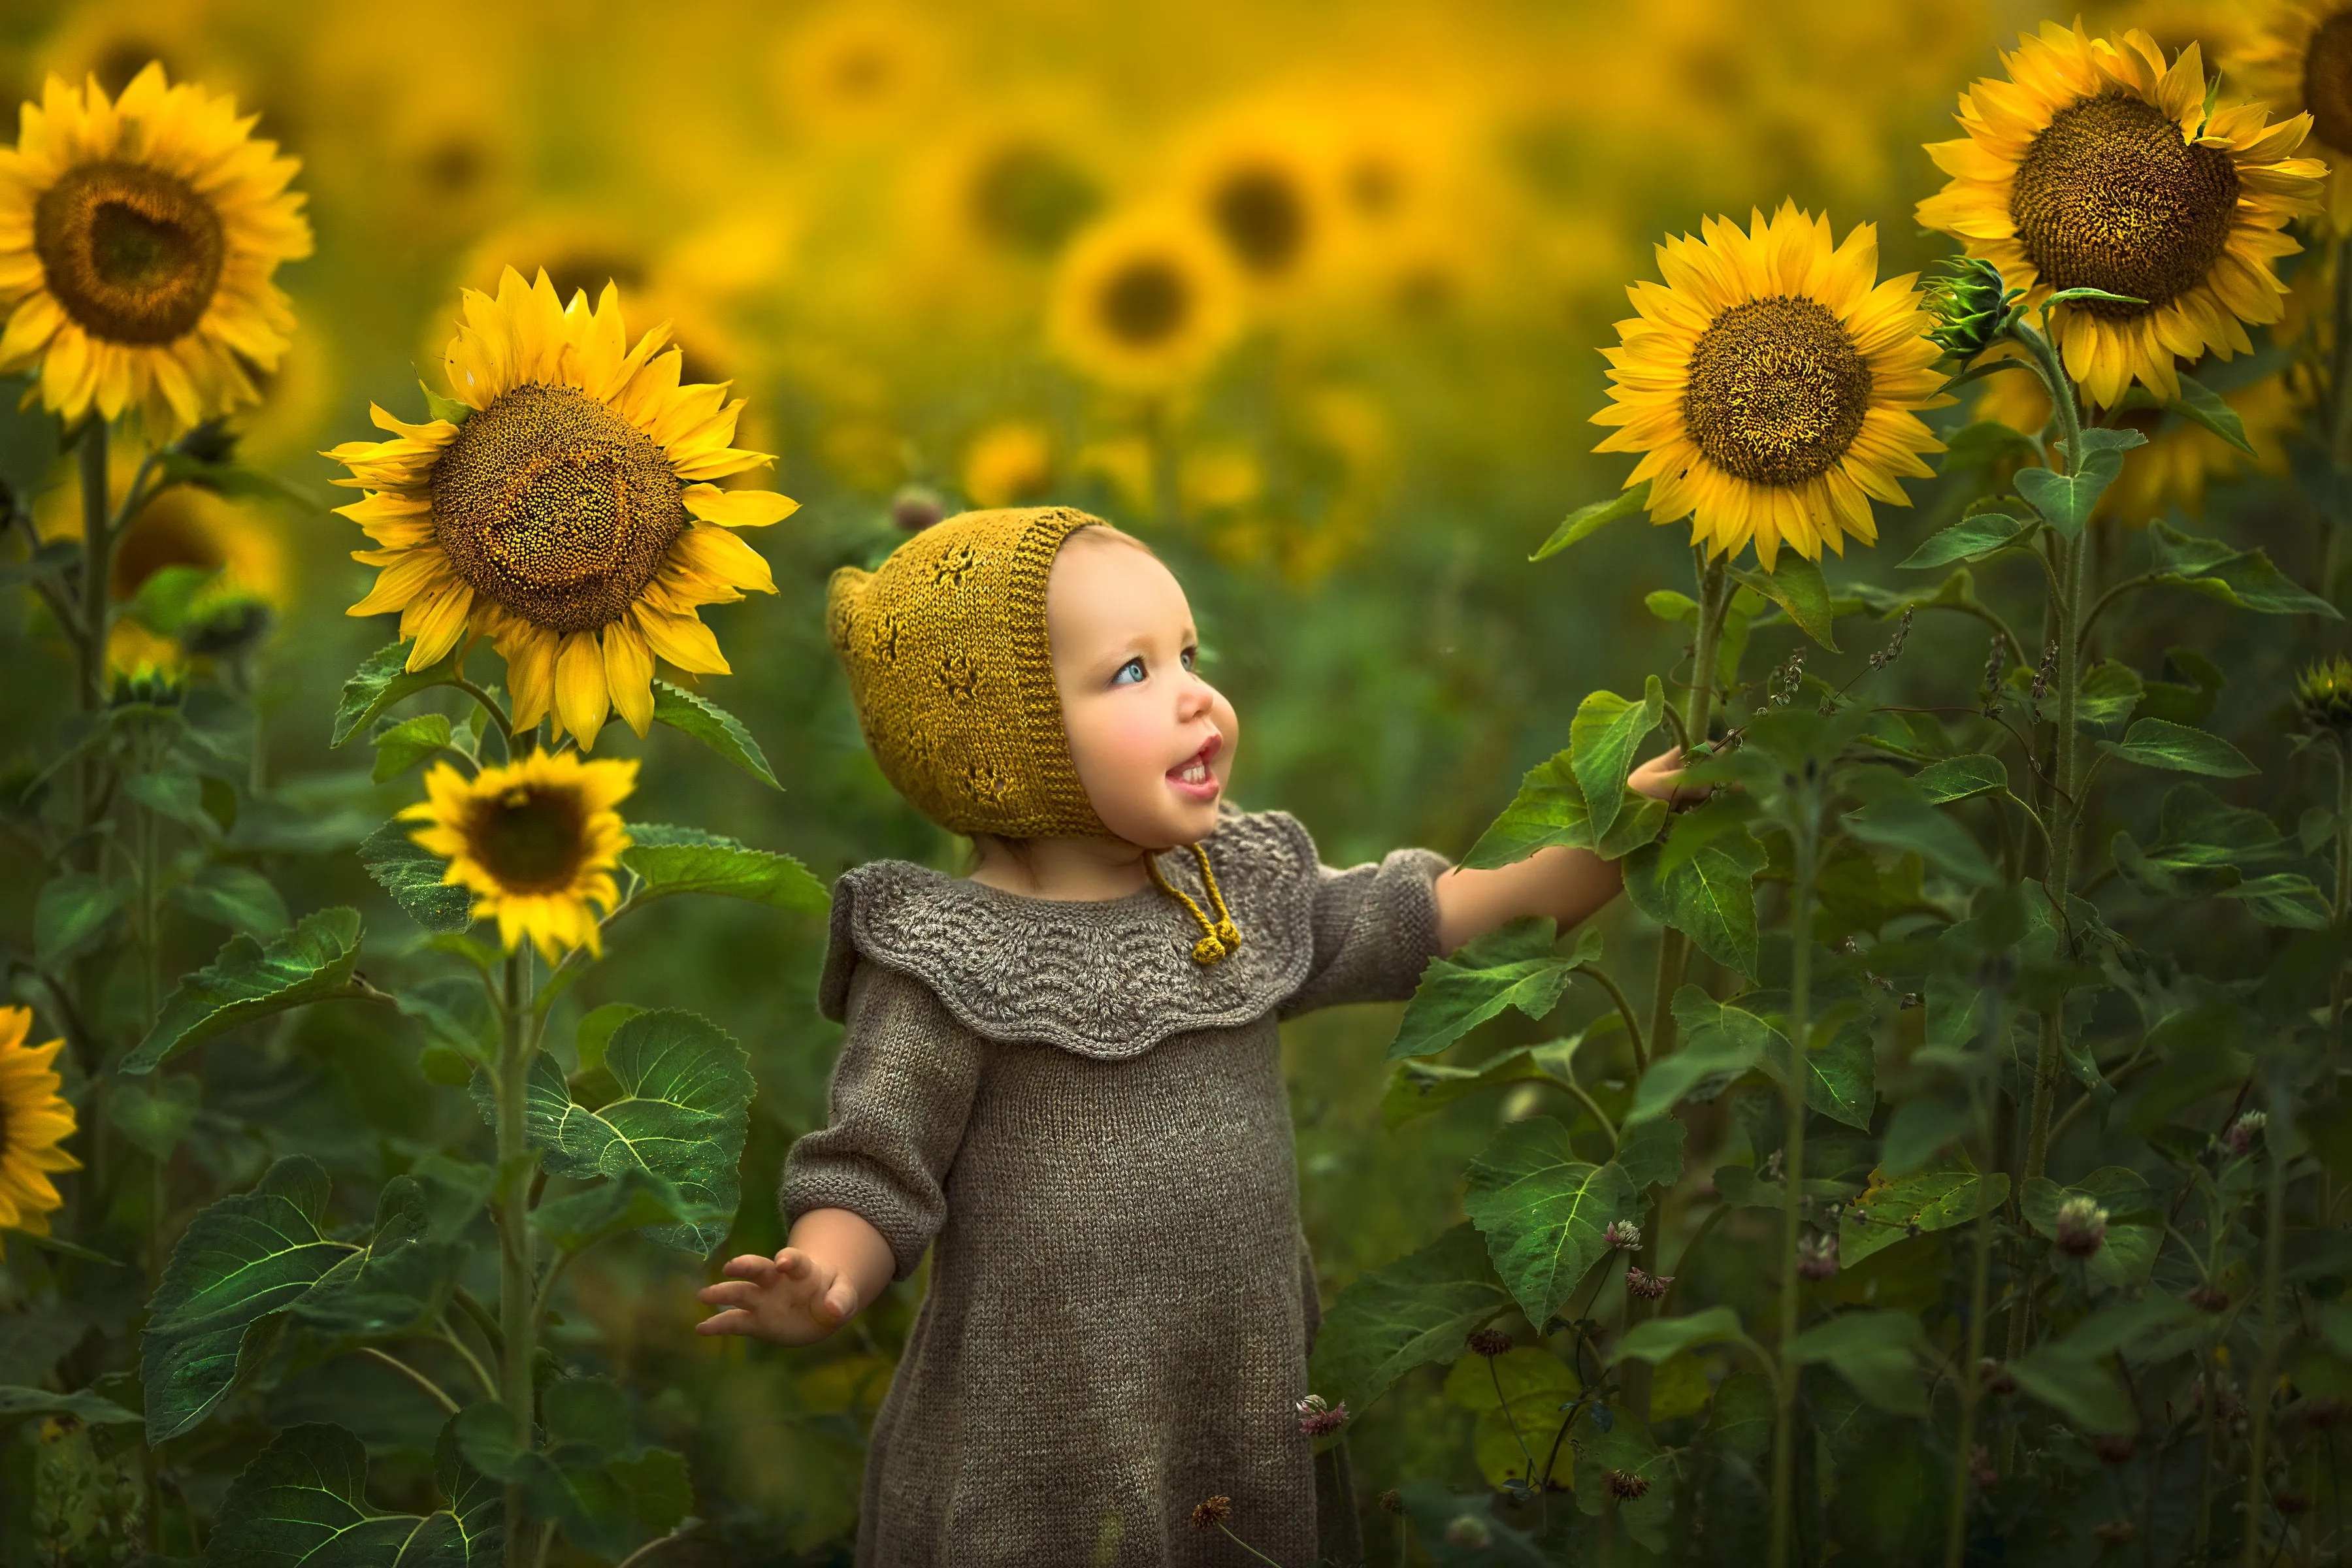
top-left (1046, 534), bottom-right (1239, 849)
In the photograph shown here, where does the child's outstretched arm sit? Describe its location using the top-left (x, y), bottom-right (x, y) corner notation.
top-left (694, 1206), bottom-right (896, 1346)
top-left (1432, 744), bottom-right (1694, 955)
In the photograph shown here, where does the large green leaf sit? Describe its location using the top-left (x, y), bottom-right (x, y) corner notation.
top-left (333, 643), bottom-right (463, 748)
top-left (358, 819), bottom-right (475, 935)
top-left (1571, 677), bottom-right (1665, 841)
top-left (293, 1179), bottom-right (458, 1338)
top-left (622, 824), bottom-right (828, 913)
top-left (501, 1010), bottom-right (753, 1254)
top-left (35, 872), bottom-right (126, 967)
top-left (1381, 1038), bottom-right (1582, 1131)
top-left (1460, 749), bottom-right (1667, 869)
top-left (1531, 482), bottom-right (1650, 560)
top-left (1894, 510), bottom-right (2033, 570)
top-left (170, 864), bottom-right (291, 937)
top-left (2009, 1342), bottom-right (2136, 1435)
top-left (1784, 1310), bottom-right (1927, 1414)
top-left (0, 1387), bottom-right (142, 1427)
top-left (2097, 717), bottom-right (2257, 778)
top-left (1622, 806), bottom-right (1767, 975)
top-left (1611, 1306), bottom-right (1751, 1366)
top-left (2147, 519), bottom-right (2339, 618)
top-left (1441, 1347), bottom-right (1581, 1494)
top-left (2112, 782), bottom-right (2306, 904)
top-left (652, 679), bottom-right (781, 789)
top-left (2164, 372), bottom-right (2255, 455)
top-left (1388, 918), bottom-right (1594, 1061)
top-left (1731, 553), bottom-right (1840, 650)
top-left (1613, 1116), bottom-right (1686, 1194)
top-left (531, 1168), bottom-right (723, 1254)
top-left (1912, 753), bottom-right (2007, 805)
top-left (1308, 1224), bottom-right (1513, 1414)
top-left (1839, 1166), bottom-right (2006, 1268)
top-left (142, 1156), bottom-right (355, 1439)
top-left (1841, 793), bottom-right (1998, 887)
top-left (2014, 427), bottom-right (2146, 539)
top-left (122, 908), bottom-right (365, 1073)
top-left (1626, 986), bottom-right (1773, 1122)
top-left (369, 713), bottom-right (455, 783)
top-left (1463, 1117), bottom-right (1638, 1326)
top-left (204, 1418), bottom-right (502, 1567)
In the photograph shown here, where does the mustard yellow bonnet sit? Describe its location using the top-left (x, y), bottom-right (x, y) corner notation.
top-left (825, 505), bottom-right (1112, 839)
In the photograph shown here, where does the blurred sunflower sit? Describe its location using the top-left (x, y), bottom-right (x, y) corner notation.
top-left (0, 1005), bottom-right (79, 1258)
top-left (773, 4), bottom-right (945, 140)
top-left (36, 451), bottom-right (289, 607)
top-left (1916, 24), bottom-right (2324, 409)
top-left (0, 62), bottom-right (312, 433)
top-left (1049, 207), bottom-right (1242, 394)
top-left (331, 268), bottom-right (796, 748)
top-left (915, 112), bottom-right (1106, 265)
top-left (1592, 201), bottom-right (1949, 572)
top-left (35, 0), bottom-right (237, 103)
top-left (2231, 0), bottom-right (2352, 231)
top-left (1973, 345), bottom-right (2300, 521)
top-left (1175, 114), bottom-right (1333, 297)
top-left (962, 420), bottom-right (1053, 508)
top-left (403, 751), bottom-right (635, 962)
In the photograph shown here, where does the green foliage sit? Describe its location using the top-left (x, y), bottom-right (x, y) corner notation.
top-left (623, 824), bottom-right (828, 912)
top-left (1308, 1224), bottom-right (1513, 1414)
top-left (204, 1421), bottom-right (501, 1567)
top-left (122, 908), bottom-right (366, 1073)
top-left (1462, 1117), bottom-right (1639, 1326)
top-left (652, 679), bottom-right (783, 789)
top-left (1388, 917), bottom-right (1598, 1060)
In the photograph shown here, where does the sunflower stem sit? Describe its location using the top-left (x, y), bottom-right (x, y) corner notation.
top-left (1769, 774), bottom-right (1819, 1568)
top-left (495, 949), bottom-right (542, 1567)
top-left (2241, 1079), bottom-right (2287, 1568)
top-left (1944, 989), bottom-right (2002, 1568)
top-left (75, 419), bottom-right (109, 726)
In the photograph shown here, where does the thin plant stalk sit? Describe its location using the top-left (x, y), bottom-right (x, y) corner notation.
top-left (2241, 1092), bottom-right (2289, 1568)
top-left (1944, 989), bottom-right (2004, 1568)
top-left (1769, 778), bottom-right (1820, 1568)
top-left (496, 949), bottom-right (539, 1567)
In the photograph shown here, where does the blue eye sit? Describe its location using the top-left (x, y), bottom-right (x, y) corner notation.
top-left (1113, 657), bottom-right (1145, 686)
top-left (1181, 647), bottom-right (1196, 670)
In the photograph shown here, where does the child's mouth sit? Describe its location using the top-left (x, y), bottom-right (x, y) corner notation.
top-left (1166, 734), bottom-right (1222, 799)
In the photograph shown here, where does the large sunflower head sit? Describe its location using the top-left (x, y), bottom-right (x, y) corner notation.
top-left (0, 1005), bottom-right (81, 1258)
top-left (328, 268), bottom-right (798, 749)
top-left (400, 750), bottom-right (636, 963)
top-left (0, 62), bottom-right (312, 434)
top-left (1917, 23), bottom-right (2325, 409)
top-left (1175, 116), bottom-right (1333, 297)
top-left (1047, 206), bottom-right (1243, 395)
top-left (1590, 200), bottom-right (1952, 572)
top-left (2232, 1), bottom-right (2352, 231)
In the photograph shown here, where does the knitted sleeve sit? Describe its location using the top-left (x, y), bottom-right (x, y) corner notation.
top-left (779, 959), bottom-right (987, 1282)
top-left (1276, 841), bottom-right (1453, 1019)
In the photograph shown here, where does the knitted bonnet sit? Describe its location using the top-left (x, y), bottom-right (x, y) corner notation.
top-left (825, 504), bottom-right (1243, 964)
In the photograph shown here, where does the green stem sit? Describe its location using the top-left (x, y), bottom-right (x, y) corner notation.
top-left (1575, 964), bottom-right (1646, 1073)
top-left (359, 1347), bottom-right (461, 1416)
top-left (1769, 785), bottom-right (1820, 1568)
top-left (1945, 1007), bottom-right (2003, 1568)
top-left (1641, 553), bottom-right (1735, 1075)
top-left (2331, 741), bottom-right (2351, 1077)
top-left (2242, 1092), bottom-right (2289, 1567)
top-left (1216, 1524), bottom-right (1286, 1567)
top-left (495, 951), bottom-right (538, 1567)
top-left (76, 419), bottom-right (109, 725)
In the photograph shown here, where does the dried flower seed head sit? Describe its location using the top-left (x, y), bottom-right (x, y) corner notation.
top-left (2028, 638), bottom-right (2058, 723)
top-left (2086, 1432), bottom-right (2138, 1465)
top-left (1466, 1328), bottom-right (1515, 1358)
top-left (1868, 605), bottom-right (1915, 672)
top-left (2054, 1195), bottom-right (2109, 1258)
top-left (1625, 1266), bottom-right (1675, 1301)
top-left (1377, 1488), bottom-right (1405, 1516)
top-left (1295, 1394), bottom-right (1349, 1437)
top-left (1921, 255), bottom-right (2017, 361)
top-left (1797, 1232), bottom-right (1839, 1280)
top-left (2187, 1282), bottom-right (2232, 1313)
top-left (1978, 1357), bottom-right (2018, 1396)
top-left (1603, 1469), bottom-right (1652, 1501)
top-left (1981, 636), bottom-right (2007, 717)
top-left (2296, 657), bottom-right (2352, 733)
top-left (1188, 1495), bottom-right (1232, 1530)
top-left (1443, 1515), bottom-right (1493, 1548)
top-left (2225, 1111), bottom-right (2267, 1158)
top-left (1605, 1219), bottom-right (1642, 1252)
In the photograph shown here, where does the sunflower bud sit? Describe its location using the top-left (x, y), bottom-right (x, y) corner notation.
top-left (2295, 657), bottom-right (2352, 734)
top-left (2054, 1195), bottom-right (2108, 1258)
top-left (1922, 257), bottom-right (2016, 362)
top-left (178, 591), bottom-right (274, 659)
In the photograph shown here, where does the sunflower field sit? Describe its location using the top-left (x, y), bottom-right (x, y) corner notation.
top-left (14, 0), bottom-right (2352, 1561)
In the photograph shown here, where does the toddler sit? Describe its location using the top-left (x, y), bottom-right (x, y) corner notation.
top-left (694, 506), bottom-right (1685, 1565)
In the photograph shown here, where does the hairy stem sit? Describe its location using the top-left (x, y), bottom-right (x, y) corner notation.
top-left (496, 951), bottom-right (538, 1567)
top-left (2241, 1092), bottom-right (2289, 1568)
top-left (1769, 784), bottom-right (1819, 1568)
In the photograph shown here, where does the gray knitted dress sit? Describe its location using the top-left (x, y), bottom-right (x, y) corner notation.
top-left (780, 802), bottom-right (1452, 1567)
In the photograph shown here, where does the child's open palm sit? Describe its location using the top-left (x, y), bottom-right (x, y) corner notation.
top-left (694, 1247), bottom-right (855, 1345)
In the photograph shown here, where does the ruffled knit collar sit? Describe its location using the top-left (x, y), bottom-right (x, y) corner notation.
top-left (816, 805), bottom-right (1317, 1058)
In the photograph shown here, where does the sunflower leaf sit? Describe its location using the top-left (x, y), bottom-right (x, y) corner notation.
top-left (206, 1420), bottom-right (504, 1568)
top-left (1309, 1224), bottom-right (1514, 1414)
top-left (2146, 520), bottom-right (2339, 618)
top-left (1571, 677), bottom-right (1665, 841)
top-left (1895, 512), bottom-right (2034, 570)
top-left (0, 1388), bottom-right (143, 1428)
top-left (1460, 749), bottom-right (1668, 868)
top-left (1729, 555), bottom-right (1839, 650)
top-left (2097, 717), bottom-right (2258, 779)
top-left (359, 818), bottom-right (476, 934)
top-left (421, 380), bottom-right (473, 428)
top-left (622, 824), bottom-right (828, 913)
top-left (333, 643), bottom-right (465, 747)
top-left (1463, 1117), bottom-right (1639, 1326)
top-left (169, 864), bottom-right (291, 937)
top-left (1622, 802), bottom-right (1768, 977)
top-left (122, 907), bottom-right (367, 1073)
top-left (370, 713), bottom-right (455, 782)
top-left (1533, 482), bottom-right (1651, 561)
top-left (2014, 428), bottom-right (2147, 540)
top-left (2164, 372), bottom-right (2256, 456)
top-left (1389, 917), bottom-right (1595, 1061)
top-left (651, 680), bottom-right (781, 789)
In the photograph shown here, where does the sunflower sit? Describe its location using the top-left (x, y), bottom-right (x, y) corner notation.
top-left (961, 420), bottom-right (1052, 508)
top-left (1973, 345), bottom-right (2300, 521)
top-left (771, 4), bottom-right (945, 140)
top-left (2231, 0), bottom-right (2352, 231)
top-left (402, 750), bottom-right (636, 962)
top-left (38, 449), bottom-right (289, 605)
top-left (1175, 114), bottom-right (1332, 298)
top-left (1048, 207), bottom-right (1243, 394)
top-left (0, 62), bottom-right (312, 434)
top-left (330, 268), bottom-right (796, 749)
top-left (0, 1006), bottom-right (80, 1258)
top-left (1916, 23), bottom-right (2325, 410)
top-left (1590, 200), bottom-right (1950, 572)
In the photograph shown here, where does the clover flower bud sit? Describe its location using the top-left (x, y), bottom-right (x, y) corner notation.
top-left (2225, 1111), bottom-right (2266, 1158)
top-left (1605, 1219), bottom-right (1641, 1252)
top-left (1377, 1489), bottom-right (1405, 1515)
top-left (1603, 1469), bottom-right (1652, 1500)
top-left (1625, 1266), bottom-right (1674, 1301)
top-left (2187, 1283), bottom-right (2231, 1313)
top-left (2054, 1195), bottom-right (2108, 1258)
top-left (1797, 1232), bottom-right (1838, 1280)
top-left (2086, 1432), bottom-right (2137, 1465)
top-left (1465, 1328), bottom-right (1514, 1358)
top-left (1188, 1495), bottom-right (1231, 1530)
top-left (1970, 1445), bottom-right (1997, 1490)
top-left (1443, 1516), bottom-right (1493, 1548)
top-left (1295, 1394), bottom-right (1349, 1437)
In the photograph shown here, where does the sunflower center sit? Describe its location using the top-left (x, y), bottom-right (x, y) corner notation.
top-left (33, 160), bottom-right (227, 346)
top-left (1682, 296), bottom-right (1873, 487)
top-left (112, 494), bottom-right (228, 601)
top-left (971, 143), bottom-right (1100, 256)
top-left (2306, 13), bottom-right (2352, 152)
top-left (2009, 91), bottom-right (2240, 318)
top-left (466, 785), bottom-right (588, 894)
top-left (1210, 166), bottom-right (1307, 276)
top-left (1097, 257), bottom-right (1191, 347)
top-left (431, 382), bottom-right (688, 635)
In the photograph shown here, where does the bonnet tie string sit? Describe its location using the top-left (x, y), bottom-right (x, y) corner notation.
top-left (1146, 841), bottom-right (1243, 966)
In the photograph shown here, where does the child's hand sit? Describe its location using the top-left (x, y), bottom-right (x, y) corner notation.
top-left (1629, 744), bottom-right (1712, 811)
top-left (694, 1247), bottom-right (858, 1346)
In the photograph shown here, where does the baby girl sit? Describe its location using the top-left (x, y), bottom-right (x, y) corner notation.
top-left (693, 506), bottom-right (1684, 1565)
